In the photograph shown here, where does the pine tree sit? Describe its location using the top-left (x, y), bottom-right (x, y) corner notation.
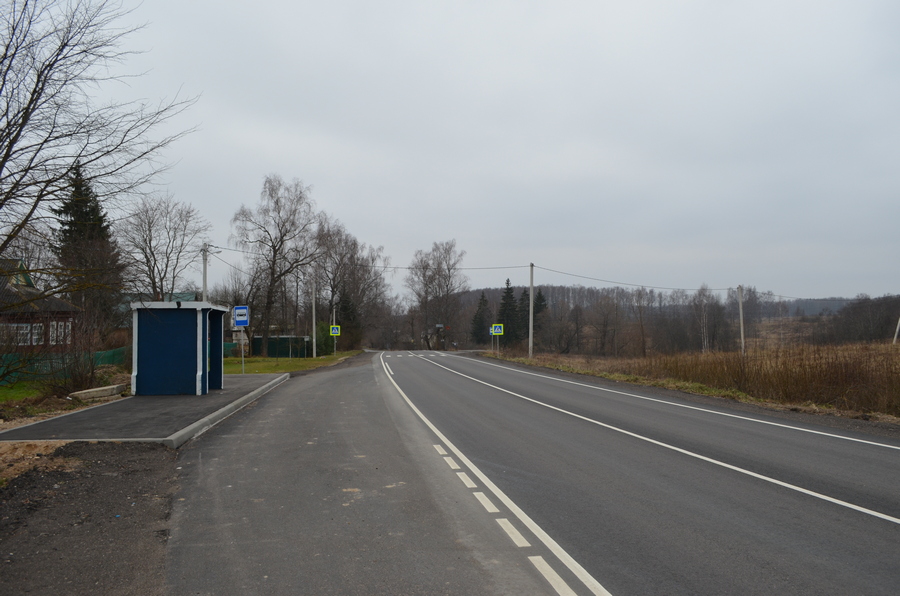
top-left (497, 279), bottom-right (519, 347)
top-left (470, 291), bottom-right (490, 344)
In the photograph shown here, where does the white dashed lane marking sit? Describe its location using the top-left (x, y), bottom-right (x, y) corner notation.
top-left (457, 472), bottom-right (477, 488)
top-left (474, 491), bottom-right (500, 513)
top-left (497, 518), bottom-right (531, 547)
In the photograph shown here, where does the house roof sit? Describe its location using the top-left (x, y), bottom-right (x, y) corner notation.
top-left (0, 261), bottom-right (78, 314)
top-left (0, 258), bottom-right (35, 288)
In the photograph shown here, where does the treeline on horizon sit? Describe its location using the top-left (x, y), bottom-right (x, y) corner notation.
top-left (452, 283), bottom-right (900, 357)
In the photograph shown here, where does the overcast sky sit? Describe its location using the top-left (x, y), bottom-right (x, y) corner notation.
top-left (112, 1), bottom-right (900, 300)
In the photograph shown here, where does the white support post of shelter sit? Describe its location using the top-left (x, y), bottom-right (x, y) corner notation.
top-left (131, 309), bottom-right (139, 395)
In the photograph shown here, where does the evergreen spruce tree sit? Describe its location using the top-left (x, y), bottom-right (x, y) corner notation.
top-left (497, 279), bottom-right (519, 347)
top-left (50, 163), bottom-right (125, 388)
top-left (517, 288), bottom-right (530, 342)
top-left (533, 288), bottom-right (548, 321)
top-left (532, 288), bottom-right (548, 346)
top-left (470, 291), bottom-right (490, 344)
top-left (51, 164), bottom-right (112, 252)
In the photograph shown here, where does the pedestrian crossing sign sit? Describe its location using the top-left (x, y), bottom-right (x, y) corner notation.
top-left (490, 324), bottom-right (504, 336)
top-left (330, 325), bottom-right (341, 336)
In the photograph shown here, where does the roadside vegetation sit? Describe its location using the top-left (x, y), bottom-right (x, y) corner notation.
top-left (0, 352), bottom-right (365, 424)
top-left (223, 351), bottom-right (363, 375)
top-left (491, 342), bottom-right (900, 419)
top-left (0, 364), bottom-right (131, 423)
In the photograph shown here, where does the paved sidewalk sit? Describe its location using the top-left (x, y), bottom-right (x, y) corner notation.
top-left (0, 374), bottom-right (288, 448)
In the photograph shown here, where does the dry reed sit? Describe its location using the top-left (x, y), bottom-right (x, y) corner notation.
top-left (506, 343), bottom-right (900, 416)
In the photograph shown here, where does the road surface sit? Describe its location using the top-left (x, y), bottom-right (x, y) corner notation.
top-left (167, 351), bottom-right (900, 595)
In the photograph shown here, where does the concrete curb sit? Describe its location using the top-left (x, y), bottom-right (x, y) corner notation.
top-left (68, 384), bottom-right (128, 400)
top-left (162, 373), bottom-right (289, 449)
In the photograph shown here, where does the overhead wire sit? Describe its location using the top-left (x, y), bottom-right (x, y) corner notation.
top-left (532, 265), bottom-right (731, 293)
top-left (207, 244), bottom-right (844, 302)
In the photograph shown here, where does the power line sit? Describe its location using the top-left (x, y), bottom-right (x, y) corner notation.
top-left (208, 245), bottom-right (844, 301)
top-left (210, 252), bottom-right (252, 277)
top-left (532, 265), bottom-right (731, 293)
top-left (208, 243), bottom-right (259, 257)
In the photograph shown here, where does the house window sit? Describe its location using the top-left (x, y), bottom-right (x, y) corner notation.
top-left (31, 323), bottom-right (44, 346)
top-left (16, 324), bottom-right (30, 346)
top-left (62, 320), bottom-right (72, 345)
top-left (50, 321), bottom-right (57, 345)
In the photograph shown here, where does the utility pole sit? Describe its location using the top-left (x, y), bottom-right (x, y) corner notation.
top-left (201, 242), bottom-right (208, 302)
top-left (738, 285), bottom-right (746, 355)
top-left (311, 273), bottom-right (317, 358)
top-left (529, 263), bottom-right (534, 359)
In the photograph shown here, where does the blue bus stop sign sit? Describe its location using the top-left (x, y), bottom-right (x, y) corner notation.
top-left (233, 306), bottom-right (249, 327)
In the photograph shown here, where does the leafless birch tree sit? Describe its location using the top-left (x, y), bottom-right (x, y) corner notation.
top-left (231, 175), bottom-right (321, 356)
top-left (117, 195), bottom-right (211, 299)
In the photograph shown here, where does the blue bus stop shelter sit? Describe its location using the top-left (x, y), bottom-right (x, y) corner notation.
top-left (131, 301), bottom-right (228, 395)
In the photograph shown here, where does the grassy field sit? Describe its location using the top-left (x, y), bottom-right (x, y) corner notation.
top-left (223, 351), bottom-right (363, 375)
top-left (493, 343), bottom-right (900, 419)
top-left (0, 382), bottom-right (43, 404)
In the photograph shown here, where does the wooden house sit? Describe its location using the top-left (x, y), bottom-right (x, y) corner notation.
top-left (0, 259), bottom-right (79, 352)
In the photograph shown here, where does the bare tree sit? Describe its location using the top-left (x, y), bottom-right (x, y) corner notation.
top-left (316, 217), bottom-right (391, 346)
top-left (0, 0), bottom-right (194, 291)
top-left (404, 239), bottom-right (468, 349)
top-left (117, 195), bottom-right (211, 299)
top-left (231, 175), bottom-right (321, 356)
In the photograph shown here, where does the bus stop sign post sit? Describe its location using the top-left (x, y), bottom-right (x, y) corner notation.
top-left (233, 306), bottom-right (250, 374)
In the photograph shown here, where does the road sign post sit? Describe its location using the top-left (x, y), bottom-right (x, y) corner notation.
top-left (490, 323), bottom-right (503, 354)
top-left (330, 325), bottom-right (340, 356)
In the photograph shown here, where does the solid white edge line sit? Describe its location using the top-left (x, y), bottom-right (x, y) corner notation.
top-left (418, 355), bottom-right (900, 526)
top-left (530, 556), bottom-right (580, 596)
top-left (496, 518), bottom-right (532, 547)
top-left (443, 354), bottom-right (900, 451)
top-left (474, 491), bottom-right (500, 513)
top-left (378, 352), bottom-right (612, 596)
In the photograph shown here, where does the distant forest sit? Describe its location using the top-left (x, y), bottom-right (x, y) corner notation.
top-left (455, 283), bottom-right (900, 356)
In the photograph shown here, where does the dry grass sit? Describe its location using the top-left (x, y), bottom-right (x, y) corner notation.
top-left (497, 343), bottom-right (900, 417)
top-left (0, 441), bottom-right (78, 487)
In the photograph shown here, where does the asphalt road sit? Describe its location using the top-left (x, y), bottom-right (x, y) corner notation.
top-left (381, 351), bottom-right (900, 595)
top-left (166, 354), bottom-right (557, 595)
top-left (167, 351), bottom-right (900, 595)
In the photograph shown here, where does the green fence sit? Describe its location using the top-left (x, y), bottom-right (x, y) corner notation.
top-left (249, 336), bottom-right (309, 358)
top-left (95, 347), bottom-right (127, 366)
top-left (0, 347), bottom-right (129, 385)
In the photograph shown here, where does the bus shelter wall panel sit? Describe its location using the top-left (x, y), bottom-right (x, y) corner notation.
top-left (136, 309), bottom-right (199, 395)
